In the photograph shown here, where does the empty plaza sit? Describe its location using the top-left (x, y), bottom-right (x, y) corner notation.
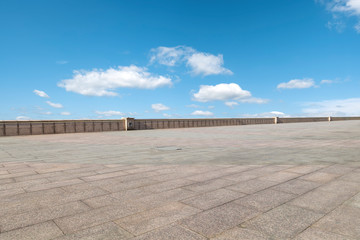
top-left (0, 121), bottom-right (359, 239)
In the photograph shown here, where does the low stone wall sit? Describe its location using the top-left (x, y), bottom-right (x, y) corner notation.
top-left (276, 117), bottom-right (329, 124)
top-left (0, 119), bottom-right (126, 136)
top-left (133, 118), bottom-right (274, 130)
top-left (1, 116), bottom-right (360, 137)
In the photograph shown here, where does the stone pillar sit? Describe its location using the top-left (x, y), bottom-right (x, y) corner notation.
top-left (274, 117), bottom-right (278, 124)
top-left (123, 118), bottom-right (135, 131)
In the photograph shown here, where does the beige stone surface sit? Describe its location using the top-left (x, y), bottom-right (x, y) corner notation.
top-left (0, 121), bottom-right (360, 239)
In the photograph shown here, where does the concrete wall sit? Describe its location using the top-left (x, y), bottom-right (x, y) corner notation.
top-left (276, 117), bottom-right (329, 124)
top-left (0, 119), bottom-right (126, 136)
top-left (1, 116), bottom-right (360, 137)
top-left (133, 118), bottom-right (274, 130)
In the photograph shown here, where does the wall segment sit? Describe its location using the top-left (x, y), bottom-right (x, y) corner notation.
top-left (1, 117), bottom-right (360, 136)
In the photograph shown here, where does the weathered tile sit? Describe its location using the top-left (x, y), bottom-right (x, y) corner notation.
top-left (0, 178), bottom-right (49, 191)
top-left (180, 202), bottom-right (258, 238)
top-left (243, 204), bottom-right (323, 239)
top-left (299, 171), bottom-right (339, 183)
top-left (54, 222), bottom-right (133, 240)
top-left (294, 227), bottom-right (353, 240)
top-left (132, 224), bottom-right (206, 240)
top-left (115, 202), bottom-right (200, 235)
top-left (226, 179), bottom-right (278, 194)
top-left (234, 189), bottom-right (296, 212)
top-left (222, 171), bottom-right (258, 182)
top-left (0, 188), bottom-right (25, 198)
top-left (145, 178), bottom-right (195, 193)
top-left (289, 189), bottom-right (354, 213)
top-left (320, 165), bottom-right (355, 175)
top-left (0, 201), bottom-right (90, 232)
top-left (271, 179), bottom-right (321, 195)
top-left (317, 179), bottom-right (360, 195)
top-left (340, 171), bottom-right (360, 183)
top-left (259, 171), bottom-right (301, 183)
top-left (212, 227), bottom-right (268, 240)
top-left (183, 178), bottom-right (235, 193)
top-left (23, 178), bottom-right (84, 192)
top-left (313, 205), bottom-right (360, 239)
top-left (0, 221), bottom-right (63, 240)
top-left (54, 204), bottom-right (136, 234)
top-left (285, 165), bottom-right (326, 174)
top-left (181, 188), bottom-right (245, 210)
top-left (81, 171), bottom-right (128, 182)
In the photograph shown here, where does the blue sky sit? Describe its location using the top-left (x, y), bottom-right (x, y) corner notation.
top-left (1, 0), bottom-right (360, 120)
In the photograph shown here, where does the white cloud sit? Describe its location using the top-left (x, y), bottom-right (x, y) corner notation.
top-left (238, 97), bottom-right (269, 104)
top-left (321, 79), bottom-right (334, 84)
top-left (332, 0), bottom-right (360, 15)
top-left (163, 113), bottom-right (172, 118)
top-left (150, 46), bottom-right (194, 66)
top-left (193, 83), bottom-right (251, 102)
top-left (320, 0), bottom-right (360, 33)
top-left (60, 112), bottom-right (71, 116)
top-left (150, 46), bottom-right (232, 76)
top-left (242, 111), bottom-right (287, 118)
top-left (355, 21), bottom-right (360, 32)
top-left (208, 106), bottom-right (215, 109)
top-left (277, 78), bottom-right (315, 89)
top-left (151, 103), bottom-right (170, 112)
top-left (95, 110), bottom-right (124, 117)
top-left (46, 101), bottom-right (63, 108)
top-left (56, 60), bottom-right (68, 65)
top-left (186, 104), bottom-right (201, 108)
top-left (225, 101), bottom-right (239, 107)
top-left (191, 110), bottom-right (214, 116)
top-left (58, 65), bottom-right (172, 97)
top-left (302, 98), bottom-right (360, 116)
top-left (33, 90), bottom-right (49, 98)
top-left (16, 116), bottom-right (31, 120)
top-left (187, 53), bottom-right (233, 76)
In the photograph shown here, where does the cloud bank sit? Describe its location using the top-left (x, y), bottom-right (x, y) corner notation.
top-left (193, 83), bottom-right (251, 102)
top-left (151, 103), bottom-right (170, 112)
top-left (277, 78), bottom-right (315, 89)
top-left (33, 90), bottom-right (49, 98)
top-left (58, 65), bottom-right (172, 97)
top-left (150, 46), bottom-right (232, 76)
top-left (303, 98), bottom-right (360, 116)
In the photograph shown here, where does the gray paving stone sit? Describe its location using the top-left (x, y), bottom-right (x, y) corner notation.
top-left (289, 188), bottom-right (354, 213)
top-left (54, 222), bottom-right (133, 240)
top-left (317, 179), bottom-right (360, 195)
top-left (54, 203), bottom-right (137, 234)
top-left (271, 179), bottom-right (321, 195)
top-left (285, 165), bottom-right (326, 174)
top-left (115, 202), bottom-right (200, 235)
top-left (181, 188), bottom-right (246, 210)
top-left (132, 224), bottom-right (206, 240)
top-left (23, 178), bottom-right (84, 192)
top-left (313, 205), bottom-right (360, 239)
top-left (340, 171), bottom-right (360, 182)
top-left (183, 178), bottom-right (235, 193)
top-left (226, 179), bottom-right (279, 194)
top-left (294, 227), bottom-right (354, 240)
top-left (243, 204), bottom-right (323, 239)
top-left (0, 201), bottom-right (90, 232)
top-left (211, 227), bottom-right (268, 240)
top-left (180, 202), bottom-right (259, 238)
top-left (0, 221), bottom-right (63, 240)
top-left (259, 171), bottom-right (301, 183)
top-left (234, 189), bottom-right (296, 212)
top-left (299, 171), bottom-right (340, 183)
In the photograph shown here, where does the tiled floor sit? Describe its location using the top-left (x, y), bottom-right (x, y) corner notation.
top-left (0, 121), bottom-right (359, 239)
